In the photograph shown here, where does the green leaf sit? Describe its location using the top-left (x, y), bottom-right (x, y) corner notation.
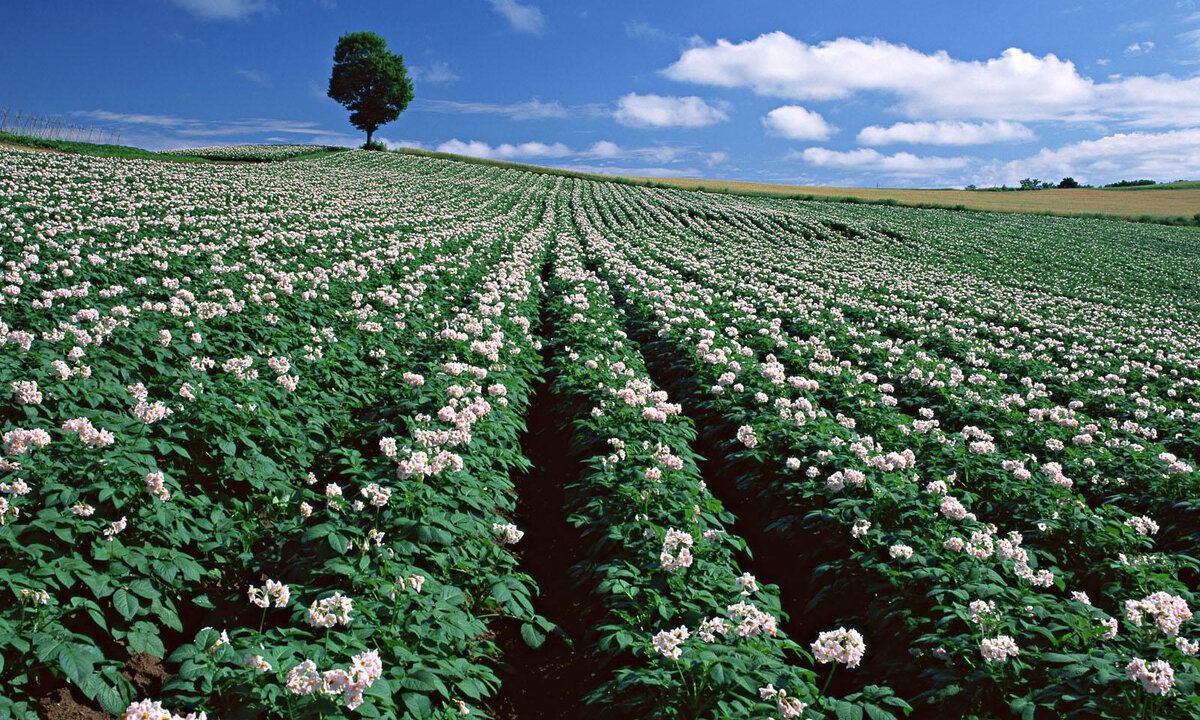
top-left (835, 701), bottom-right (865, 720)
top-left (520, 623), bottom-right (546, 649)
top-left (401, 692), bottom-right (432, 718)
top-left (113, 589), bottom-right (139, 620)
top-left (328, 533), bottom-right (350, 554)
top-left (57, 642), bottom-right (103, 687)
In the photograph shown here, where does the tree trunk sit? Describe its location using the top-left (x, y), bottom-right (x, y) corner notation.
top-left (366, 128), bottom-right (373, 146)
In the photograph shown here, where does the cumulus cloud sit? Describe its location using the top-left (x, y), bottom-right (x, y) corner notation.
top-left (857, 120), bottom-right (1034, 146)
top-left (432, 138), bottom-right (724, 169)
top-left (762, 106), bottom-right (833, 140)
top-left (166, 0), bottom-right (271, 20)
top-left (981, 128), bottom-right (1200, 186)
top-left (797, 147), bottom-right (972, 176)
top-left (409, 61), bottom-right (459, 84)
top-left (587, 140), bottom-right (623, 158)
top-left (613, 93), bottom-right (729, 128)
top-left (663, 32), bottom-right (1200, 126)
top-left (436, 139), bottom-right (572, 160)
top-left (486, 0), bottom-right (545, 34)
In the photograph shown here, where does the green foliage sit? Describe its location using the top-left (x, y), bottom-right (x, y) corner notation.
top-left (327, 32), bottom-right (414, 145)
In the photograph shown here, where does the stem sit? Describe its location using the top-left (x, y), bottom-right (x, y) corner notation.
top-left (820, 661), bottom-right (839, 697)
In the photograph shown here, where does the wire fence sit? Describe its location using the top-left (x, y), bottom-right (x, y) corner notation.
top-left (0, 109), bottom-right (121, 144)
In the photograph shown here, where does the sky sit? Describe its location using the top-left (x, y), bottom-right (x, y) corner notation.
top-left (3, 0), bottom-right (1200, 188)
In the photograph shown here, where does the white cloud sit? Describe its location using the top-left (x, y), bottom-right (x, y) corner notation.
top-left (235, 68), bottom-right (269, 86)
top-left (1124, 41), bottom-right (1155, 56)
top-left (613, 93), bottom-right (729, 128)
top-left (981, 128), bottom-right (1200, 186)
top-left (857, 120), bottom-right (1034, 146)
top-left (73, 109), bottom-right (327, 137)
top-left (588, 140), bottom-right (622, 158)
top-left (409, 61), bottom-right (459, 84)
top-left (662, 32), bottom-right (1200, 126)
top-left (166, 0), bottom-right (270, 20)
top-left (1180, 28), bottom-right (1200, 49)
top-left (432, 137), bottom-right (723, 169)
top-left (762, 105), bottom-right (833, 140)
top-left (486, 0), bottom-right (545, 34)
top-left (797, 147), bottom-right (972, 176)
top-left (417, 98), bottom-right (571, 120)
top-left (436, 139), bottom-right (570, 160)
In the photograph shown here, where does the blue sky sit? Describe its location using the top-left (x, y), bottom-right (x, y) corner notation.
top-left (4, 0), bottom-right (1200, 187)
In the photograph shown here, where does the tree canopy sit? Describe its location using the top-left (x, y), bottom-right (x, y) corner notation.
top-left (327, 31), bottom-right (414, 147)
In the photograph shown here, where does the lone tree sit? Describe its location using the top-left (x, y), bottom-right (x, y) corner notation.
top-left (328, 31), bottom-right (413, 148)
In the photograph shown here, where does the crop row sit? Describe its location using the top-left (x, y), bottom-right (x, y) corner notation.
top-left (569, 178), bottom-right (1199, 718)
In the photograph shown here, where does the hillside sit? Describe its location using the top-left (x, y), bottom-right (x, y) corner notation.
top-left (1, 145), bottom-right (1197, 720)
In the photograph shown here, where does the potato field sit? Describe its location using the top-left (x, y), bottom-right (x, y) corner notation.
top-left (0, 147), bottom-right (1197, 720)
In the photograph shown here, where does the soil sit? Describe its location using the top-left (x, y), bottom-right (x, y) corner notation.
top-left (123, 652), bottom-right (168, 695)
top-left (489, 370), bottom-right (608, 719)
top-left (39, 687), bottom-right (110, 720)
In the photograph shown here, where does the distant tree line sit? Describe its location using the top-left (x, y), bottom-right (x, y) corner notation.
top-left (963, 177), bottom-right (1185, 191)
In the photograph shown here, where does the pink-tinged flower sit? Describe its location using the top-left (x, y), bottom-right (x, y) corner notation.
top-left (759, 685), bottom-right (808, 718)
top-left (940, 495), bottom-right (968, 521)
top-left (121, 699), bottom-right (206, 720)
top-left (321, 668), bottom-right (349, 695)
top-left (11, 381), bottom-right (42, 405)
top-left (243, 654), bottom-right (272, 672)
top-left (1125, 592), bottom-right (1192, 637)
top-left (103, 516), bottom-right (128, 540)
top-left (1125, 657), bottom-right (1175, 695)
top-left (178, 383), bottom-right (196, 401)
top-left (4, 427), bottom-right (52, 456)
top-left (308, 592), bottom-right (353, 628)
top-left (812, 627), bottom-right (866, 667)
top-left (659, 528), bottom-right (693, 572)
top-left (61, 418), bottom-right (114, 448)
top-left (889, 544), bottom-right (914, 560)
top-left (981, 635), bottom-right (1020, 662)
top-left (697, 616), bottom-right (730, 642)
top-left (360, 483), bottom-right (392, 507)
top-left (727, 601), bottom-right (779, 638)
top-left (652, 626), bottom-right (689, 660)
top-left (300, 501), bottom-right (313, 518)
top-left (144, 472), bottom-right (170, 502)
top-left (70, 502), bottom-right (95, 517)
top-left (736, 425), bottom-right (758, 448)
top-left (286, 660), bottom-right (321, 695)
top-left (1124, 515), bottom-right (1159, 536)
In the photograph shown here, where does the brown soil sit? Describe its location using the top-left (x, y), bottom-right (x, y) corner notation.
top-left (123, 652), bottom-right (168, 695)
top-left (39, 687), bottom-right (111, 720)
top-left (489, 372), bottom-right (608, 719)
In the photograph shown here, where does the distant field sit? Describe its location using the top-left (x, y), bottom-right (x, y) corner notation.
top-left (619, 175), bottom-right (1200, 222)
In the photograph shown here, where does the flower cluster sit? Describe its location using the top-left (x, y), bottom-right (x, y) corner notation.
top-left (659, 528), bottom-right (694, 572)
top-left (492, 522), bottom-right (525, 544)
top-left (247, 579), bottom-right (290, 608)
top-left (307, 592), bottom-right (353, 628)
top-left (811, 627), bottom-right (866, 667)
